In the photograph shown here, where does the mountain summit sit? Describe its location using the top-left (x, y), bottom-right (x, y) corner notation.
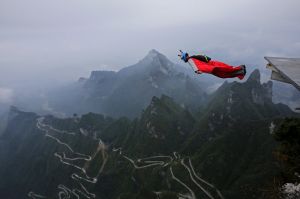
top-left (118, 49), bottom-right (177, 77)
top-left (144, 49), bottom-right (165, 60)
top-left (246, 69), bottom-right (261, 84)
top-left (142, 49), bottom-right (171, 67)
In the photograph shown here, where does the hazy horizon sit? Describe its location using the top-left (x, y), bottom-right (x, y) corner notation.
top-left (1, 0), bottom-right (300, 104)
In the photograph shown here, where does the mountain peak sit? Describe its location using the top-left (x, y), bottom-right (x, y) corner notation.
top-left (144, 49), bottom-right (165, 60)
top-left (145, 95), bottom-right (182, 117)
top-left (149, 49), bottom-right (161, 55)
top-left (134, 49), bottom-right (175, 75)
top-left (247, 69), bottom-right (261, 84)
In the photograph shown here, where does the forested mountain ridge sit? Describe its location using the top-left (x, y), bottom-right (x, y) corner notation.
top-left (0, 70), bottom-right (297, 199)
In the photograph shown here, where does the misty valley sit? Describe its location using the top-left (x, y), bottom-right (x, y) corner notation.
top-left (0, 50), bottom-right (299, 199)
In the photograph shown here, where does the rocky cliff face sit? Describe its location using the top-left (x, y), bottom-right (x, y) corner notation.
top-left (181, 69), bottom-right (295, 154)
top-left (246, 69), bottom-right (273, 105)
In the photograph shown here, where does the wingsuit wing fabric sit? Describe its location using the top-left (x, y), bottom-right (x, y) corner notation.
top-left (188, 57), bottom-right (245, 80)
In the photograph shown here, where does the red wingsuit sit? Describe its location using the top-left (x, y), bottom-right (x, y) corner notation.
top-left (187, 56), bottom-right (246, 80)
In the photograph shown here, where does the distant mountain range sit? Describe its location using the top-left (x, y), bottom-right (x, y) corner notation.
top-left (47, 49), bottom-right (217, 118)
top-left (0, 68), bottom-right (297, 199)
top-left (8, 49), bottom-right (299, 119)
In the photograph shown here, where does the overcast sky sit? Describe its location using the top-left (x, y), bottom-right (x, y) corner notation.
top-left (1, 0), bottom-right (300, 92)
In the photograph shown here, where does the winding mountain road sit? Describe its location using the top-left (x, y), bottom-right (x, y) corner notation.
top-left (113, 147), bottom-right (224, 199)
top-left (30, 117), bottom-right (224, 199)
top-left (29, 117), bottom-right (108, 199)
